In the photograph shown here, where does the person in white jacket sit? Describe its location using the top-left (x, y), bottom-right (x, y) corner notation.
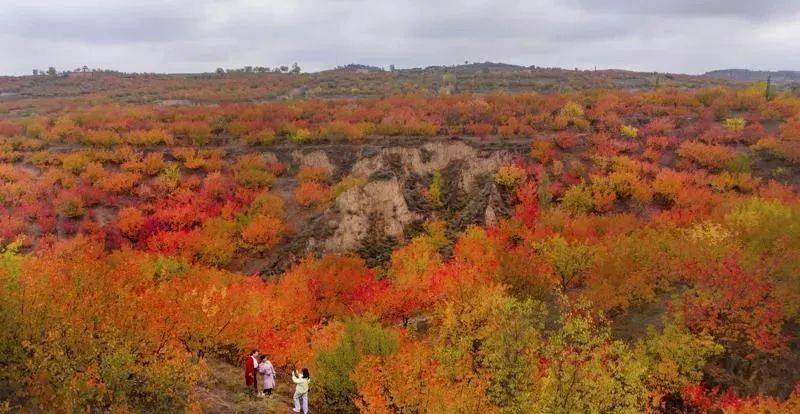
top-left (292, 368), bottom-right (310, 414)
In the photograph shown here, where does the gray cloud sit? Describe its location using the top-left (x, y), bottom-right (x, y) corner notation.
top-left (0, 3), bottom-right (203, 44)
top-left (571, 0), bottom-right (800, 21)
top-left (411, 14), bottom-right (632, 43)
top-left (0, 0), bottom-right (798, 75)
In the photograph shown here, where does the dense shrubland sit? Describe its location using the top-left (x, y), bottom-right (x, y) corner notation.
top-left (0, 64), bottom-right (726, 105)
top-left (1, 82), bottom-right (800, 412)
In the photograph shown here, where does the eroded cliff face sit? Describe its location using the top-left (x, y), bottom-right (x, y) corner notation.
top-left (256, 137), bottom-right (530, 275)
top-left (320, 177), bottom-right (418, 252)
top-left (349, 141), bottom-right (509, 190)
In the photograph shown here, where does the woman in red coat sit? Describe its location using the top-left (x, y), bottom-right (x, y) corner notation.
top-left (244, 349), bottom-right (259, 395)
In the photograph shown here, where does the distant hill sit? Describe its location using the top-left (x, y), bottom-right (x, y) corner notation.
top-left (705, 69), bottom-right (800, 85)
top-left (1, 62), bottom-right (733, 104)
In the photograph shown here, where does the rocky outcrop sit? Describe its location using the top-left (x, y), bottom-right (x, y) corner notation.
top-left (350, 141), bottom-right (509, 191)
top-left (322, 178), bottom-right (419, 252)
top-left (317, 141), bottom-right (512, 251)
top-left (292, 149), bottom-right (335, 173)
top-left (260, 137), bottom-right (528, 274)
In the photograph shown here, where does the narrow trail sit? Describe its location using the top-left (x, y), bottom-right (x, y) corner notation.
top-left (196, 359), bottom-right (299, 413)
top-left (39, 133), bottom-right (541, 154)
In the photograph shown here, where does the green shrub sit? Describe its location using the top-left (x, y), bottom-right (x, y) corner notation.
top-left (537, 235), bottom-right (595, 290)
top-left (724, 117), bottom-right (746, 132)
top-left (621, 125), bottom-right (638, 139)
top-left (724, 198), bottom-right (800, 255)
top-left (288, 128), bottom-right (313, 143)
top-left (425, 171), bottom-right (444, 208)
top-left (495, 164), bottom-right (526, 188)
top-left (560, 183), bottom-right (594, 215)
top-left (723, 153), bottom-right (751, 173)
top-left (315, 318), bottom-right (398, 413)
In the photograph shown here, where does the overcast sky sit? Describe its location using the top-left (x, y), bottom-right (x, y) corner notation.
top-left (1, 0), bottom-right (799, 76)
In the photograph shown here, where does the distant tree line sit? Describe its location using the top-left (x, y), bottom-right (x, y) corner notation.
top-left (216, 63), bottom-right (301, 75)
top-left (31, 66), bottom-right (121, 77)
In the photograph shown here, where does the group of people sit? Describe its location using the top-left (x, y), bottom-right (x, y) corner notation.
top-left (245, 350), bottom-right (311, 414)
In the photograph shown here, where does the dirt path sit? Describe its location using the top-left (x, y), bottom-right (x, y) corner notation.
top-left (39, 133), bottom-right (541, 154)
top-left (195, 359), bottom-right (298, 413)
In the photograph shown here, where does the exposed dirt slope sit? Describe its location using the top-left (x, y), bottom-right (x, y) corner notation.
top-left (250, 136), bottom-right (531, 275)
